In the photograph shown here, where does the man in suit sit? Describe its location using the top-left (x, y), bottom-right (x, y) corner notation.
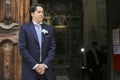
top-left (19, 3), bottom-right (56, 80)
top-left (86, 42), bottom-right (102, 80)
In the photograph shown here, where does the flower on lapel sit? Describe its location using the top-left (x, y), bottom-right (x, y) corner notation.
top-left (42, 29), bottom-right (48, 36)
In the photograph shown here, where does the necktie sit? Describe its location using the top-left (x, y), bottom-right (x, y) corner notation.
top-left (92, 48), bottom-right (99, 64)
top-left (35, 24), bottom-right (42, 62)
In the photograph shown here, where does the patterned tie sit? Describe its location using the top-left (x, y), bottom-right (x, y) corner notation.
top-left (35, 24), bottom-right (42, 62)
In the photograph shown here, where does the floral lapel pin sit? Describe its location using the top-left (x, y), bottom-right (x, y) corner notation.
top-left (42, 29), bottom-right (48, 36)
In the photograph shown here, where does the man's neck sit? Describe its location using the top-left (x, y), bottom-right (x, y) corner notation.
top-left (32, 20), bottom-right (42, 25)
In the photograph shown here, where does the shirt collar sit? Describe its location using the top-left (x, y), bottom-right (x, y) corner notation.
top-left (32, 21), bottom-right (43, 25)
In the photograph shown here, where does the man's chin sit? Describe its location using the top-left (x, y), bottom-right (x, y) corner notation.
top-left (38, 19), bottom-right (43, 22)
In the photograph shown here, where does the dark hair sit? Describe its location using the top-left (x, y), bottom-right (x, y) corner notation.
top-left (29, 3), bottom-right (45, 14)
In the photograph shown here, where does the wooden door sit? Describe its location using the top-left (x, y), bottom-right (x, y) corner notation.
top-left (0, 0), bottom-right (30, 80)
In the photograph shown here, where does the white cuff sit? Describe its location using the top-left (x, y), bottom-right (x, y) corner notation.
top-left (43, 64), bottom-right (48, 68)
top-left (32, 64), bottom-right (39, 69)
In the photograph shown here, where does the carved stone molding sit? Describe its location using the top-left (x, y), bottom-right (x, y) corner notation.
top-left (0, 40), bottom-right (15, 80)
top-left (0, 0), bottom-right (29, 79)
top-left (0, 23), bottom-right (18, 30)
top-left (0, 36), bottom-right (18, 44)
top-left (0, 0), bottom-right (19, 29)
top-left (6, 0), bottom-right (12, 18)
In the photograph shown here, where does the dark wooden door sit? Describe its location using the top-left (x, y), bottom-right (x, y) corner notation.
top-left (0, 0), bottom-right (30, 80)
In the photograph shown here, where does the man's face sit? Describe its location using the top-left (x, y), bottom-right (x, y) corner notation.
top-left (31, 6), bottom-right (44, 23)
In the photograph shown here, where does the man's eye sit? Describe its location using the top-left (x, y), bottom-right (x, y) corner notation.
top-left (36, 11), bottom-right (40, 13)
top-left (36, 11), bottom-right (44, 13)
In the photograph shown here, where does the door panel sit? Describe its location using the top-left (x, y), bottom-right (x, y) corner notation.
top-left (0, 0), bottom-right (30, 80)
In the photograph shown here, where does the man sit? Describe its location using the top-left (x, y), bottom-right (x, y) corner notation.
top-left (86, 42), bottom-right (102, 80)
top-left (19, 3), bottom-right (56, 80)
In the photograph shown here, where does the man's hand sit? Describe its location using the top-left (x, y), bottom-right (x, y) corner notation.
top-left (35, 64), bottom-right (46, 75)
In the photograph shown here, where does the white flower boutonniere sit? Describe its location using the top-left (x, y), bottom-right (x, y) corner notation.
top-left (42, 29), bottom-right (48, 36)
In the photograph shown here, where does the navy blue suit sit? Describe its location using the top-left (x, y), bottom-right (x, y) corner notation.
top-left (19, 22), bottom-right (56, 80)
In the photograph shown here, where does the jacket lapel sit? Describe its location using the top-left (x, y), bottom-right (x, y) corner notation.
top-left (29, 22), bottom-right (47, 47)
top-left (41, 24), bottom-right (45, 45)
top-left (29, 22), bottom-right (39, 44)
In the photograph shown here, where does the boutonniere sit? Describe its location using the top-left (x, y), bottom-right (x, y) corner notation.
top-left (42, 29), bottom-right (48, 36)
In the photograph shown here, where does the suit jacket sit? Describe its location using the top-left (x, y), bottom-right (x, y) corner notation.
top-left (86, 49), bottom-right (102, 69)
top-left (19, 22), bottom-right (56, 80)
